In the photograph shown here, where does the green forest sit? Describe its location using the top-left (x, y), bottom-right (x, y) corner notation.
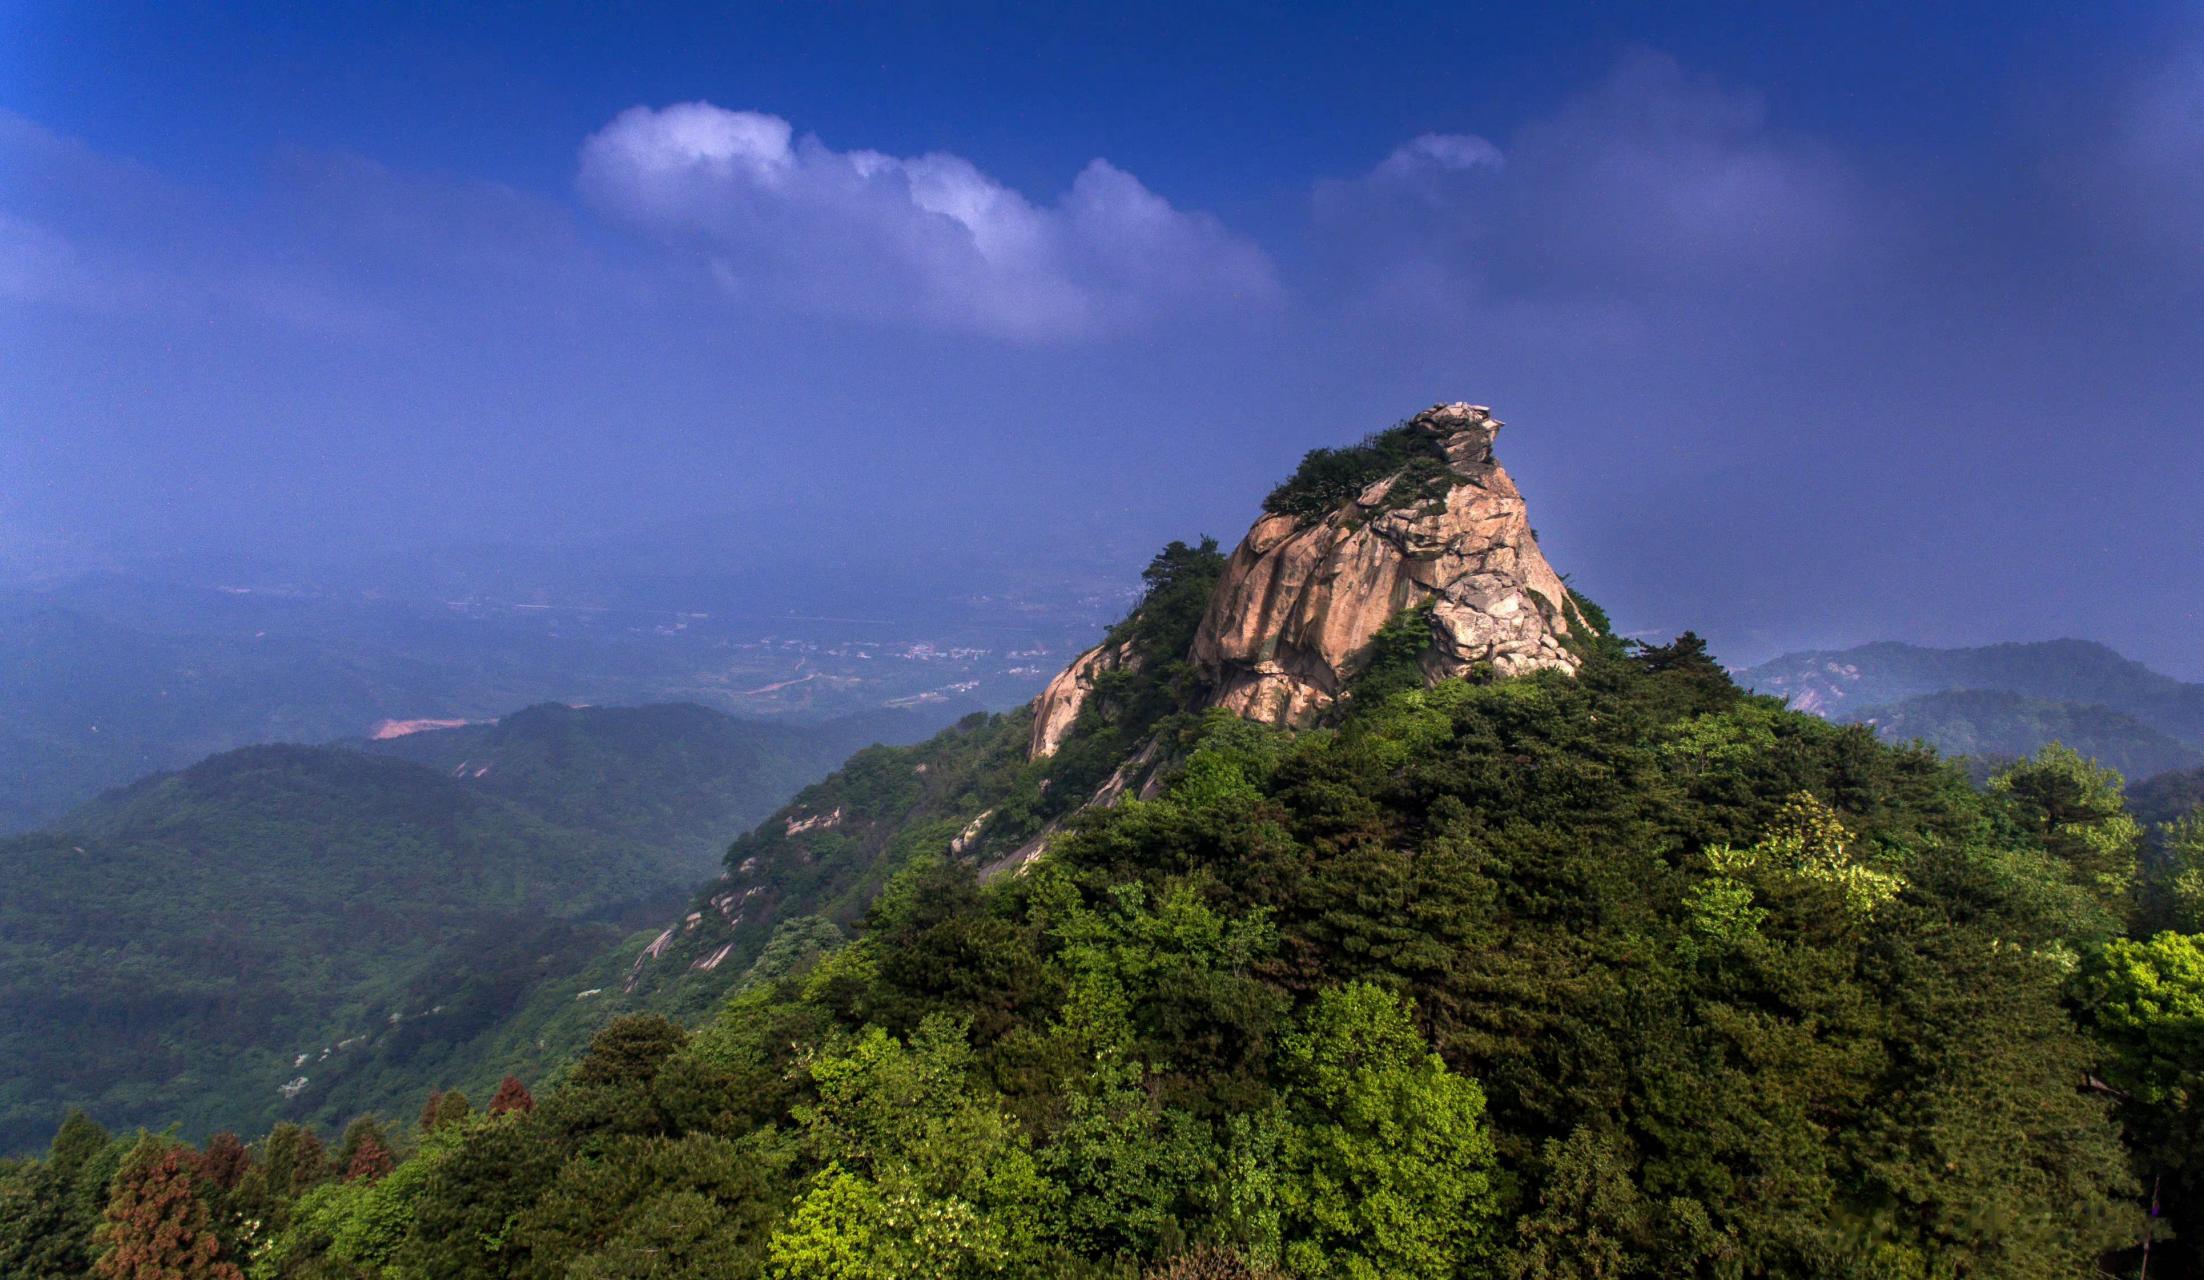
top-left (1841, 688), bottom-right (2204, 783)
top-left (0, 703), bottom-right (919, 1154)
top-left (8, 534), bottom-right (2203, 1278)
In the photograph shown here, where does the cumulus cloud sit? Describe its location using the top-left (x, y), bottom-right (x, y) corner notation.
top-left (577, 102), bottom-right (1279, 340)
top-left (1315, 51), bottom-right (1872, 308)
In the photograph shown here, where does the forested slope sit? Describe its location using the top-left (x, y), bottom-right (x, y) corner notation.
top-left (8, 408), bottom-right (2202, 1278)
top-left (0, 703), bottom-right (929, 1154)
top-left (16, 632), bottom-right (2190, 1278)
top-left (1840, 687), bottom-right (2204, 781)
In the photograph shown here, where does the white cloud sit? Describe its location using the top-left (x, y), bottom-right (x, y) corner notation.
top-left (577, 102), bottom-right (1278, 340)
top-left (1374, 133), bottom-right (1504, 181)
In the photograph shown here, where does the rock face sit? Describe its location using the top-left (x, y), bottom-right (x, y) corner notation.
top-left (1189, 402), bottom-right (1584, 729)
top-left (1027, 402), bottom-right (1590, 756)
top-left (1028, 637), bottom-right (1138, 758)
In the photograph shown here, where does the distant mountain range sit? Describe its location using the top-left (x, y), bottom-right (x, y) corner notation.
top-left (359, 702), bottom-right (935, 882)
top-left (1737, 639), bottom-right (2204, 781)
top-left (0, 570), bottom-right (1099, 832)
top-left (0, 700), bottom-right (948, 1153)
top-left (1831, 689), bottom-right (2202, 783)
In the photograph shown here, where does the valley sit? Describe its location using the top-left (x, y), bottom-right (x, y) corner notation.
top-left (0, 700), bottom-right (964, 1152)
top-left (0, 573), bottom-right (1116, 833)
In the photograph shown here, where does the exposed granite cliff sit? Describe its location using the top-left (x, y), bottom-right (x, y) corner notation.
top-left (1192, 402), bottom-right (1583, 728)
top-left (1029, 637), bottom-right (1138, 758)
top-left (1031, 402), bottom-right (1587, 754)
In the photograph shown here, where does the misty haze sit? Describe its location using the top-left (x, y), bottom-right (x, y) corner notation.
top-left (3, 4), bottom-right (2202, 1278)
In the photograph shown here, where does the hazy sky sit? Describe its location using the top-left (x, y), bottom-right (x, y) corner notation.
top-left (4, 1), bottom-right (2200, 672)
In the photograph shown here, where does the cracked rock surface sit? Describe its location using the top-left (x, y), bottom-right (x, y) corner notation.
top-left (1027, 402), bottom-right (1591, 752)
top-left (1188, 402), bottom-right (1585, 729)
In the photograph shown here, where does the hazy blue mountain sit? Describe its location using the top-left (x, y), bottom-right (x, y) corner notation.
top-left (1837, 688), bottom-right (2204, 783)
top-left (1738, 639), bottom-right (2204, 751)
top-left (0, 599), bottom-right (539, 833)
top-left (0, 567), bottom-right (1101, 832)
top-left (360, 702), bottom-right (957, 881)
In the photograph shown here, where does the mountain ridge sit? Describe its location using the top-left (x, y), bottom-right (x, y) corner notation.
top-left (1738, 638), bottom-right (2204, 747)
top-left (613, 402), bottom-right (1605, 1020)
top-left (1836, 688), bottom-right (2204, 783)
top-left (0, 699), bottom-right (953, 1152)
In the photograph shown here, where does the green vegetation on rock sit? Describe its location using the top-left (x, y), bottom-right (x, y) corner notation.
top-left (1261, 423), bottom-right (1456, 522)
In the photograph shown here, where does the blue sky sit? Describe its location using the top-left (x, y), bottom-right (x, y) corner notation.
top-left (3, 1), bottom-right (2201, 671)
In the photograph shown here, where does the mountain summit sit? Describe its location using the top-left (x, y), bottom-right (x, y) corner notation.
top-left (1035, 402), bottom-right (1589, 752)
top-left (628, 403), bottom-right (1603, 1002)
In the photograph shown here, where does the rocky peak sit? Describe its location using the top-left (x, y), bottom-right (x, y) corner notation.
top-left (1028, 636), bottom-right (1139, 758)
top-left (1191, 402), bottom-right (1585, 728)
top-left (1029, 402), bottom-right (1591, 755)
top-left (1413, 401), bottom-right (1501, 469)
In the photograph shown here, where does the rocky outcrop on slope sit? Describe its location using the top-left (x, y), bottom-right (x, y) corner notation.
top-left (1028, 638), bottom-right (1138, 758)
top-left (1189, 402), bottom-right (1584, 729)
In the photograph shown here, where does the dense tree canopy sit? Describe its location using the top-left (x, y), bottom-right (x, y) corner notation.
top-left (3, 563), bottom-right (2198, 1277)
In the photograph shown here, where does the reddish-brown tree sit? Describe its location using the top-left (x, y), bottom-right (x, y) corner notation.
top-left (487, 1074), bottom-right (535, 1115)
top-left (94, 1139), bottom-right (244, 1280)
top-left (418, 1088), bottom-right (445, 1133)
top-left (335, 1116), bottom-right (397, 1184)
top-left (195, 1132), bottom-right (250, 1193)
top-left (342, 1131), bottom-right (395, 1183)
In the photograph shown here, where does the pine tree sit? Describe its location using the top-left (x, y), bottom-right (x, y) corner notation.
top-left (421, 1087), bottom-right (473, 1133)
top-left (1993, 743), bottom-right (2142, 923)
top-left (50, 1110), bottom-right (111, 1173)
top-left (575, 1014), bottom-right (690, 1086)
top-left (93, 1139), bottom-right (243, 1280)
top-left (0, 1110), bottom-right (123, 1280)
top-left (256, 1123), bottom-right (327, 1198)
top-left (229, 1123), bottom-right (327, 1247)
top-left (433, 1089), bottom-right (472, 1131)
